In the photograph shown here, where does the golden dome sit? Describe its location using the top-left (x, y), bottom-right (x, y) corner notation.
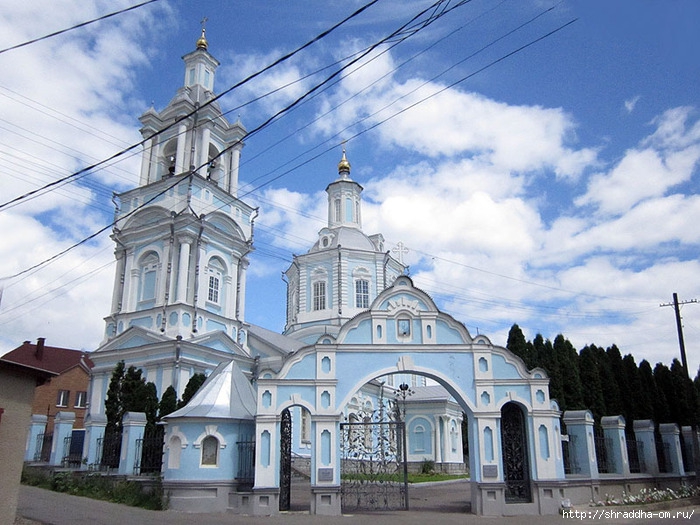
top-left (196, 28), bottom-right (208, 50)
top-left (338, 148), bottom-right (351, 175)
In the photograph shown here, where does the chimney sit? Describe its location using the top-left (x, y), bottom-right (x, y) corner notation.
top-left (35, 337), bottom-right (45, 360)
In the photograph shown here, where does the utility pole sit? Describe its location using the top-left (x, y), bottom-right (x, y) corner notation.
top-left (660, 293), bottom-right (698, 480)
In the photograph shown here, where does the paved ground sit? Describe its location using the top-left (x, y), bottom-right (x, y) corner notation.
top-left (15, 481), bottom-right (700, 525)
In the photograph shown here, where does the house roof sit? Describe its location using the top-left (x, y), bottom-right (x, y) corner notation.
top-left (1, 339), bottom-right (93, 375)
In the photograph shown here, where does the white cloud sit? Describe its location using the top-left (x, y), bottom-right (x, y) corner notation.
top-left (624, 95), bottom-right (641, 114)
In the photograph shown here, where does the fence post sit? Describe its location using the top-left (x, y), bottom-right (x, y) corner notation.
top-left (681, 426), bottom-right (696, 472)
top-left (633, 420), bottom-right (659, 475)
top-left (659, 423), bottom-right (684, 475)
top-left (50, 412), bottom-right (75, 466)
top-left (119, 412), bottom-right (147, 475)
top-left (25, 415), bottom-right (48, 461)
top-left (601, 415), bottom-right (629, 475)
top-left (562, 410), bottom-right (598, 478)
top-left (84, 413), bottom-right (107, 469)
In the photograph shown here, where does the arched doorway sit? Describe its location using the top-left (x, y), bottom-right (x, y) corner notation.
top-left (500, 402), bottom-right (531, 503)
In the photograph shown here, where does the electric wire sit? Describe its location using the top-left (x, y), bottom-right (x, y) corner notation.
top-left (0, 0), bottom-right (385, 213)
top-left (0, 0), bottom-right (464, 284)
top-left (0, 0), bottom-right (163, 55)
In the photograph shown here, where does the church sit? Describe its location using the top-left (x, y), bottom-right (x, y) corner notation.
top-left (83, 30), bottom-right (568, 516)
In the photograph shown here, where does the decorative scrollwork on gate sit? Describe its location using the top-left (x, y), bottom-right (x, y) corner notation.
top-left (501, 402), bottom-right (531, 503)
top-left (279, 408), bottom-right (292, 511)
top-left (340, 419), bottom-right (408, 512)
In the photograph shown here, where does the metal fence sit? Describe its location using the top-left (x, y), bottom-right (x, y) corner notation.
top-left (594, 434), bottom-right (611, 474)
top-left (625, 436), bottom-right (644, 474)
top-left (236, 437), bottom-right (255, 491)
top-left (34, 432), bottom-right (53, 462)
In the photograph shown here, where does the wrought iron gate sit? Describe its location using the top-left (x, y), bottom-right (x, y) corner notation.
top-left (279, 408), bottom-right (292, 511)
top-left (501, 402), bottom-right (531, 503)
top-left (340, 420), bottom-right (408, 512)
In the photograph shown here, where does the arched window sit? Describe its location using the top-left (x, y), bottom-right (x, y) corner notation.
top-left (168, 436), bottom-right (182, 469)
top-left (201, 435), bottom-right (219, 466)
top-left (414, 425), bottom-right (425, 452)
top-left (334, 198), bottom-right (341, 223)
top-left (355, 279), bottom-right (369, 309)
top-left (206, 257), bottom-right (225, 305)
top-left (301, 408), bottom-right (311, 444)
top-left (313, 280), bottom-right (326, 311)
top-left (139, 252), bottom-right (159, 304)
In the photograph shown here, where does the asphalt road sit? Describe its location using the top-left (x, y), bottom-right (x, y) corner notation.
top-left (15, 480), bottom-right (700, 525)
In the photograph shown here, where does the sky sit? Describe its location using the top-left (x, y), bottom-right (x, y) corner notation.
top-left (1, 0), bottom-right (699, 376)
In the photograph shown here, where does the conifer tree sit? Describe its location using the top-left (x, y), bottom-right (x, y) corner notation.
top-left (159, 385), bottom-right (178, 419)
top-left (606, 345), bottom-right (628, 417)
top-left (178, 373), bottom-right (207, 408)
top-left (554, 334), bottom-right (584, 411)
top-left (105, 360), bottom-right (126, 434)
top-left (578, 346), bottom-right (606, 420)
top-left (653, 362), bottom-right (674, 424)
top-left (532, 334), bottom-right (563, 405)
top-left (506, 324), bottom-right (534, 369)
top-left (638, 360), bottom-right (660, 421)
top-left (621, 353), bottom-right (645, 429)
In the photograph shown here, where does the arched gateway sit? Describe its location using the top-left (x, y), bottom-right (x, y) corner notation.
top-left (247, 275), bottom-right (564, 516)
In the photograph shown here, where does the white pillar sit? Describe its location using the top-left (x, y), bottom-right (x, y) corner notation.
top-left (198, 127), bottom-right (211, 176)
top-left (237, 260), bottom-right (248, 322)
top-left (128, 268), bottom-right (140, 311)
top-left (230, 147), bottom-right (241, 196)
top-left (176, 240), bottom-right (191, 303)
top-left (175, 124), bottom-right (187, 174)
top-left (139, 138), bottom-right (153, 185)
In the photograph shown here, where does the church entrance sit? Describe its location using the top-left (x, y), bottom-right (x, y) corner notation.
top-left (500, 402), bottom-right (532, 503)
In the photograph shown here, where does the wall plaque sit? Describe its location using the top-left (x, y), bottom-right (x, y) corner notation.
top-left (482, 464), bottom-right (498, 478)
top-left (318, 468), bottom-right (334, 481)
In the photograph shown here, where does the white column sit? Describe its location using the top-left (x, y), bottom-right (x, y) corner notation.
top-left (139, 138), bottom-right (153, 185)
top-left (230, 146), bottom-right (241, 196)
top-left (110, 250), bottom-right (126, 313)
top-left (227, 263), bottom-right (239, 320)
top-left (128, 268), bottom-right (140, 311)
top-left (175, 124), bottom-right (187, 174)
top-left (198, 127), bottom-right (211, 176)
top-left (176, 240), bottom-right (191, 303)
top-left (237, 260), bottom-right (248, 322)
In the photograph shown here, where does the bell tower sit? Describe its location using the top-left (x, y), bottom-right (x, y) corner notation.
top-left (103, 32), bottom-right (255, 344)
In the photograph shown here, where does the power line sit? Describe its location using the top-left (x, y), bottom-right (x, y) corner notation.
top-left (0, 0), bottom-right (385, 214)
top-left (0, 0), bottom-right (163, 55)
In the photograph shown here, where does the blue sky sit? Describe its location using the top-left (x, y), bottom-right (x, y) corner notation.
top-left (1, 0), bottom-right (699, 375)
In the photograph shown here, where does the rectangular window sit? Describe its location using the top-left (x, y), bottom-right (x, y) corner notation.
top-left (313, 281), bottom-right (326, 311)
top-left (57, 390), bottom-right (70, 407)
top-left (355, 279), bottom-right (369, 309)
top-left (398, 318), bottom-right (411, 337)
top-left (74, 391), bottom-right (87, 409)
top-left (208, 275), bottom-right (220, 303)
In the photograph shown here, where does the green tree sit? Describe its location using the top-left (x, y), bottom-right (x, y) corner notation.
top-left (105, 361), bottom-right (126, 433)
top-left (178, 373), bottom-right (207, 409)
top-left (653, 362), bottom-right (674, 424)
top-left (506, 324), bottom-right (534, 369)
top-left (638, 360), bottom-right (660, 421)
top-left (554, 334), bottom-right (584, 411)
top-left (606, 345), bottom-right (628, 417)
top-left (621, 354), bottom-right (645, 430)
top-left (533, 335), bottom-right (562, 405)
top-left (578, 345), bottom-right (606, 420)
top-left (158, 385), bottom-right (178, 419)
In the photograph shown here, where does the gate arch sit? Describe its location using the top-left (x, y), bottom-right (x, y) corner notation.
top-left (249, 277), bottom-right (564, 516)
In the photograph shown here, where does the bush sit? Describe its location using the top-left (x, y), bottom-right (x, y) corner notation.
top-left (21, 467), bottom-right (163, 510)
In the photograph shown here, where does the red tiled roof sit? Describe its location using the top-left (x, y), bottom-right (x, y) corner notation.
top-left (0, 339), bottom-right (93, 375)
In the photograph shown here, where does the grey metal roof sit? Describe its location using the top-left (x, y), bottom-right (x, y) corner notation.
top-left (164, 359), bottom-right (256, 420)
